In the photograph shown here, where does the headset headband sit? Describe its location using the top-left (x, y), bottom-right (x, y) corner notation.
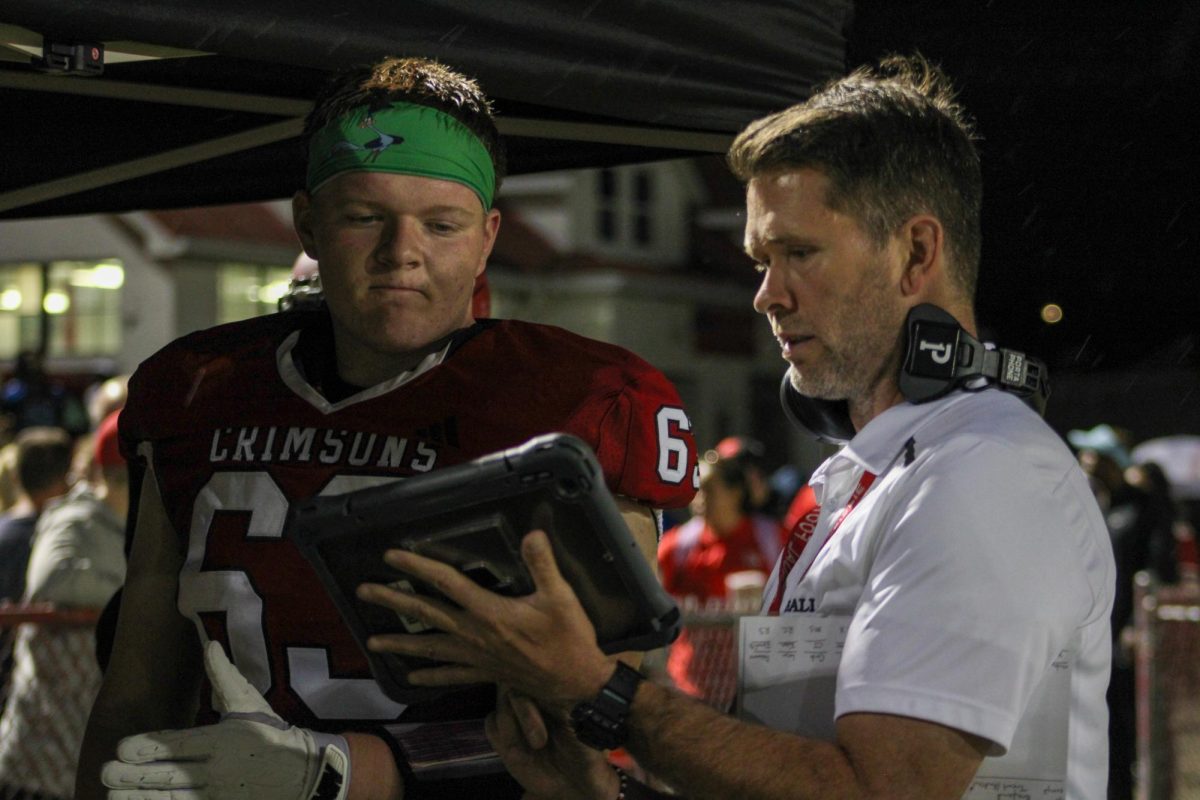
top-left (781, 304), bottom-right (1051, 445)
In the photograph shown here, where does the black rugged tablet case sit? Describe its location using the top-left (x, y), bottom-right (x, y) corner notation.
top-left (287, 432), bottom-right (681, 704)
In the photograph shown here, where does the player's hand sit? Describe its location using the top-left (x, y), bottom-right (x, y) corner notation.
top-left (101, 641), bottom-right (351, 800)
top-left (502, 685), bottom-right (549, 750)
top-left (356, 529), bottom-right (615, 705)
top-left (487, 688), bottom-right (618, 800)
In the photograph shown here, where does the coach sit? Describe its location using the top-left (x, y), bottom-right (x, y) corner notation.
top-left (359, 54), bottom-right (1115, 800)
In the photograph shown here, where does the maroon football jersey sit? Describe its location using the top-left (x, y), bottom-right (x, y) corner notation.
top-left (119, 312), bottom-right (698, 732)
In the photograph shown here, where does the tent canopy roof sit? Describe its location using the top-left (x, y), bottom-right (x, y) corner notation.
top-left (0, 1), bottom-right (850, 218)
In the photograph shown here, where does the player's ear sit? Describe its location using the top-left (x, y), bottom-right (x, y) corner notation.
top-left (293, 191), bottom-right (319, 260)
top-left (477, 208), bottom-right (501, 276)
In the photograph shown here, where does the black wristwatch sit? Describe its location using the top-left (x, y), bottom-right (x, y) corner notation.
top-left (570, 661), bottom-right (645, 750)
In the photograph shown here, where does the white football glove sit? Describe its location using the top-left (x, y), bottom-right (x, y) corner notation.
top-left (101, 641), bottom-right (351, 800)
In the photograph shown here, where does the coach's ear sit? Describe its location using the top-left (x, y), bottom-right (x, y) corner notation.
top-left (898, 214), bottom-right (944, 299)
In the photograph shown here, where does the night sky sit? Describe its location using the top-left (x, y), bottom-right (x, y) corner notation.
top-left (849, 1), bottom-right (1200, 377)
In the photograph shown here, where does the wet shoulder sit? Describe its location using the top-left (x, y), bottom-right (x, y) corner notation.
top-left (919, 391), bottom-right (1078, 481)
top-left (130, 312), bottom-right (308, 399)
top-left (472, 319), bottom-right (666, 388)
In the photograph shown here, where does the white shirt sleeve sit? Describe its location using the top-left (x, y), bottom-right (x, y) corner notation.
top-left (834, 435), bottom-right (1108, 751)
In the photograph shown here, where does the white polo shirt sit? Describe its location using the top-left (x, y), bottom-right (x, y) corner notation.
top-left (763, 390), bottom-right (1114, 800)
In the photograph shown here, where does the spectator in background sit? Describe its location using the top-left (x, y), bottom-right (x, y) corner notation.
top-left (68, 375), bottom-right (130, 491)
top-left (767, 462), bottom-right (807, 518)
top-left (79, 376), bottom-right (130, 675)
top-left (0, 411), bottom-right (127, 800)
top-left (0, 428), bottom-right (73, 603)
top-left (713, 435), bottom-right (788, 520)
top-left (1125, 460), bottom-right (1195, 577)
top-left (658, 451), bottom-right (786, 708)
top-left (1069, 425), bottom-right (1179, 628)
top-left (278, 252), bottom-right (324, 312)
top-left (0, 444), bottom-right (17, 512)
top-left (0, 351), bottom-right (89, 440)
top-left (1069, 423), bottom-right (1179, 800)
top-left (0, 428), bottom-right (74, 723)
top-left (83, 375), bottom-right (129, 432)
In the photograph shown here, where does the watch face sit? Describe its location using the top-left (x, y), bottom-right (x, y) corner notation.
top-left (569, 662), bottom-right (644, 750)
top-left (570, 702), bottom-right (627, 751)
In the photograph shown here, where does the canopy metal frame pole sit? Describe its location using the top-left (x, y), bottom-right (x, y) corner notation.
top-left (0, 118), bottom-right (304, 213)
top-left (0, 71), bottom-right (730, 213)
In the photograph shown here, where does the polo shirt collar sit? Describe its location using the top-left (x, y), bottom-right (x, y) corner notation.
top-left (838, 390), bottom-right (978, 475)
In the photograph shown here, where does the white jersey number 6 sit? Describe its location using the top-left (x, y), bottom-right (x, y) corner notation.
top-left (178, 471), bottom-right (406, 720)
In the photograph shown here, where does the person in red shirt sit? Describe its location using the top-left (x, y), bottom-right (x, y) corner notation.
top-left (658, 452), bottom-right (785, 708)
top-left (77, 55), bottom-right (697, 800)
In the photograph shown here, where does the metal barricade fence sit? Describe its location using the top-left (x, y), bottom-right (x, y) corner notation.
top-left (1135, 573), bottom-right (1200, 800)
top-left (674, 607), bottom-right (746, 711)
top-left (0, 604), bottom-right (101, 800)
top-left (645, 603), bottom-right (755, 713)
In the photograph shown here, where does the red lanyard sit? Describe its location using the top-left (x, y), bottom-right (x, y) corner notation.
top-left (769, 471), bottom-right (876, 613)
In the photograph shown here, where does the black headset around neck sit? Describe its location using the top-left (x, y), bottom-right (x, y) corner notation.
top-left (780, 304), bottom-right (1051, 445)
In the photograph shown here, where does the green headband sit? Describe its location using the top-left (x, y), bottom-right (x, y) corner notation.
top-left (307, 101), bottom-right (496, 209)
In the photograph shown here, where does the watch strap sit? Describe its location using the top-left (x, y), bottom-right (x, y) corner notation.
top-left (570, 661), bottom-right (644, 750)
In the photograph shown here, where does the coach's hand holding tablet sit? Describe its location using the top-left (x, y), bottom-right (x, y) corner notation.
top-left (358, 529), bottom-right (616, 702)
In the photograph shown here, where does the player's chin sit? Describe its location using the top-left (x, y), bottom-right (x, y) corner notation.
top-left (371, 311), bottom-right (462, 343)
top-left (366, 323), bottom-right (444, 355)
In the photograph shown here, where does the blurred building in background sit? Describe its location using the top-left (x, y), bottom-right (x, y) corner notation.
top-left (3, 155), bottom-right (1198, 487)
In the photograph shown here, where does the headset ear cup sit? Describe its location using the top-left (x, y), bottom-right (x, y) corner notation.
top-left (779, 372), bottom-right (856, 445)
top-left (899, 303), bottom-right (964, 404)
top-left (899, 303), bottom-right (1051, 414)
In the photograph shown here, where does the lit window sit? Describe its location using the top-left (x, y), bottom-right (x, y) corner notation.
top-left (217, 263), bottom-right (292, 324)
top-left (0, 260), bottom-right (125, 359)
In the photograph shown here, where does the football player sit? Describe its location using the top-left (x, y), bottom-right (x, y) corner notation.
top-left (78, 56), bottom-right (698, 800)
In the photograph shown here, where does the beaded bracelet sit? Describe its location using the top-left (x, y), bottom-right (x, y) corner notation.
top-left (612, 766), bottom-right (674, 799)
top-left (614, 766), bottom-right (630, 800)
